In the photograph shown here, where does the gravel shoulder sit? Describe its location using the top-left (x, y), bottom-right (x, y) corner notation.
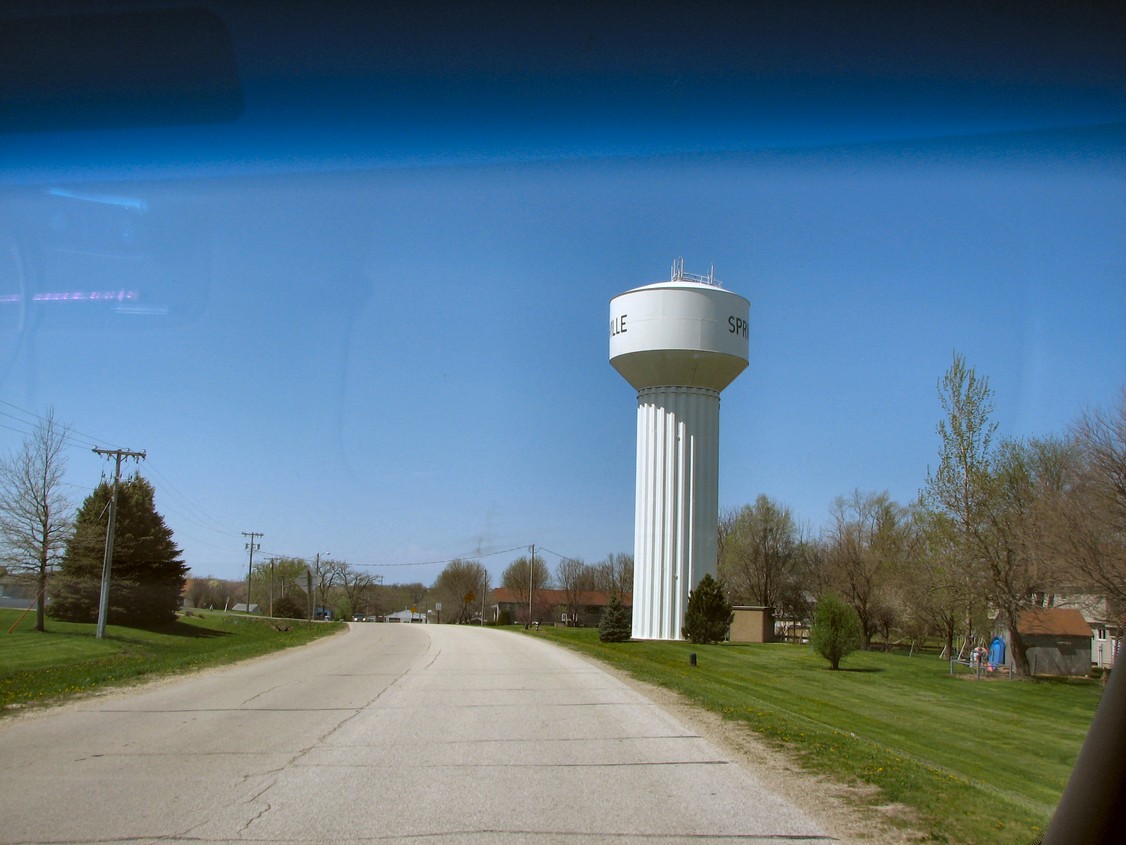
top-left (575, 650), bottom-right (930, 845)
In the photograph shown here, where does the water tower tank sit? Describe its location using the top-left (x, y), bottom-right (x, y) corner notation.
top-left (609, 259), bottom-right (749, 640)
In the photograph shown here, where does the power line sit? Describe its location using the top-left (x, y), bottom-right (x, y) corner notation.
top-left (0, 400), bottom-right (122, 452)
top-left (252, 544), bottom-right (530, 570)
top-left (142, 461), bottom-right (240, 538)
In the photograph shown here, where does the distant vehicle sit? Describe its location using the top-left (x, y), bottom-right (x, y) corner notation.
top-left (352, 614), bottom-right (365, 622)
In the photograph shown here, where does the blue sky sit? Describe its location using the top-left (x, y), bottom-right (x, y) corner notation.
top-left (3, 132), bottom-right (1123, 586)
top-left (1, 2), bottom-right (1123, 587)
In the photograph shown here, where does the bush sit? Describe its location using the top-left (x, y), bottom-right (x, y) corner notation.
top-left (273, 593), bottom-right (306, 619)
top-left (598, 593), bottom-right (632, 642)
top-left (810, 591), bottom-right (863, 670)
top-left (682, 574), bottom-right (732, 644)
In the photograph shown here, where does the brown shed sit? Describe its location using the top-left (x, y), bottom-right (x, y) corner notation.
top-left (1017, 608), bottom-right (1093, 677)
top-left (730, 606), bottom-right (774, 643)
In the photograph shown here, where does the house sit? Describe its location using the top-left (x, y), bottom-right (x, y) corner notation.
top-left (1052, 593), bottom-right (1121, 668)
top-left (1016, 607), bottom-right (1093, 677)
top-left (492, 587), bottom-right (631, 627)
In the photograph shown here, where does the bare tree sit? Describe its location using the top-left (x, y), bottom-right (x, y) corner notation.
top-left (964, 436), bottom-right (1075, 675)
top-left (338, 563), bottom-right (376, 618)
top-left (719, 495), bottom-right (802, 612)
top-left (1059, 392), bottom-right (1126, 616)
top-left (824, 490), bottom-right (906, 649)
top-left (555, 557), bottom-right (593, 623)
top-left (591, 552), bottom-right (633, 595)
top-left (0, 409), bottom-right (74, 632)
top-left (901, 506), bottom-right (966, 657)
top-left (501, 554), bottom-right (550, 623)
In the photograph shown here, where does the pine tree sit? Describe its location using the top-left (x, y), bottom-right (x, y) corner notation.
top-left (598, 592), bottom-right (632, 642)
top-left (50, 476), bottom-right (187, 627)
top-left (810, 590), bottom-right (863, 670)
top-left (682, 573), bottom-right (732, 644)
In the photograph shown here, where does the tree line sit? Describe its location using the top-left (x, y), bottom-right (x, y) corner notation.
top-left (4, 353), bottom-right (1120, 664)
top-left (184, 550), bottom-right (634, 626)
top-left (718, 353), bottom-right (1125, 677)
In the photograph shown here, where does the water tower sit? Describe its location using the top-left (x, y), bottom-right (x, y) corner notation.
top-left (609, 259), bottom-right (749, 640)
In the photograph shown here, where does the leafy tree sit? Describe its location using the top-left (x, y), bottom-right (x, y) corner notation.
top-left (273, 592), bottom-right (306, 619)
top-left (681, 573), bottom-right (732, 644)
top-left (51, 476), bottom-right (186, 627)
top-left (598, 592), bottom-right (632, 642)
top-left (922, 352), bottom-right (996, 657)
top-left (248, 557), bottom-right (310, 616)
top-left (810, 590), bottom-right (863, 670)
top-left (0, 409), bottom-right (73, 632)
top-left (432, 558), bottom-right (489, 623)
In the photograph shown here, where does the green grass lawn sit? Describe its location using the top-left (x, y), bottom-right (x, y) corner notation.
top-left (531, 627), bottom-right (1104, 845)
top-left (0, 609), bottom-right (342, 713)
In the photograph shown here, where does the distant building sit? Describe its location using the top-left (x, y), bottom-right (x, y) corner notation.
top-left (492, 587), bottom-right (632, 627)
top-left (385, 609), bottom-right (426, 623)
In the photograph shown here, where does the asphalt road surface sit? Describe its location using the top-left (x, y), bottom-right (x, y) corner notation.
top-left (0, 623), bottom-right (831, 844)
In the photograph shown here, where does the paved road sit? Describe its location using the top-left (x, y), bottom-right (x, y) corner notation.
top-left (0, 624), bottom-right (830, 844)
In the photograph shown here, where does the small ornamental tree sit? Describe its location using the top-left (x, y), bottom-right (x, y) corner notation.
top-left (598, 592), bottom-right (632, 642)
top-left (810, 590), bottom-right (864, 670)
top-left (682, 573), bottom-right (733, 644)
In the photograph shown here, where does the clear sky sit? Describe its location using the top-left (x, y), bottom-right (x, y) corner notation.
top-left (2, 2), bottom-right (1124, 587)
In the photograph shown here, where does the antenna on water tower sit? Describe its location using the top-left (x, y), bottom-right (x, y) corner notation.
top-left (608, 260), bottom-right (749, 640)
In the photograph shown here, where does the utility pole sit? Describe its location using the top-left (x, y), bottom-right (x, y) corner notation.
top-left (92, 448), bottom-right (146, 640)
top-left (311, 551), bottom-right (329, 620)
top-left (529, 544), bottom-right (535, 625)
top-left (242, 532), bottom-right (262, 614)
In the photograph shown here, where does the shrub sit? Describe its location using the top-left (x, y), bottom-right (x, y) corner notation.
top-left (273, 593), bottom-right (306, 619)
top-left (598, 593), bottom-right (632, 642)
top-left (810, 590), bottom-right (863, 670)
top-left (682, 574), bottom-right (732, 644)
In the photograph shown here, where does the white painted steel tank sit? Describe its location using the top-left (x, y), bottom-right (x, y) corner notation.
top-left (609, 260), bottom-right (749, 640)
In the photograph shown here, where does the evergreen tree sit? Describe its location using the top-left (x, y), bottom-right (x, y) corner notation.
top-left (598, 592), bottom-right (632, 642)
top-left (810, 590), bottom-right (863, 670)
top-left (681, 573), bottom-right (732, 644)
top-left (51, 476), bottom-right (187, 627)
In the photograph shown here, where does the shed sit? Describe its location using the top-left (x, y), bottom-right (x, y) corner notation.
top-left (1017, 608), bottom-right (1093, 677)
top-left (730, 606), bottom-right (774, 643)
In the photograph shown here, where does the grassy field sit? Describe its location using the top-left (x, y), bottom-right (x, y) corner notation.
top-left (0, 609), bottom-right (342, 713)
top-left (531, 627), bottom-right (1103, 845)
